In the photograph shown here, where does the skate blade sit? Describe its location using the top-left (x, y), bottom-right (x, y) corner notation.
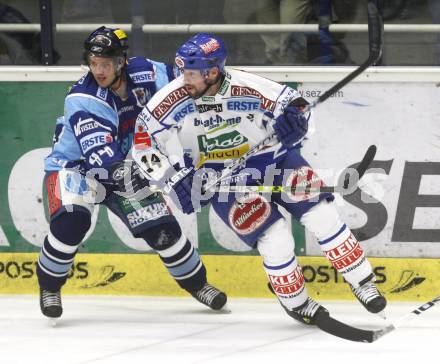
top-left (218, 304), bottom-right (232, 314)
top-left (49, 318), bottom-right (58, 327)
top-left (375, 310), bottom-right (387, 320)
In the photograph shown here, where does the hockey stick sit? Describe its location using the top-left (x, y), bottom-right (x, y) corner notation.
top-left (202, 1), bottom-right (384, 194)
top-left (268, 284), bottom-right (440, 343)
top-left (369, 294), bottom-right (440, 342)
top-left (212, 144), bottom-right (377, 194)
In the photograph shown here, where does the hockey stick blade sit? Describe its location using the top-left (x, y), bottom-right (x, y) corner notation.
top-left (266, 283), bottom-right (375, 343)
top-left (342, 144), bottom-right (377, 189)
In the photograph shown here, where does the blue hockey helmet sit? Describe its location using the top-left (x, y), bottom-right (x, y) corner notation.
top-left (175, 33), bottom-right (227, 74)
top-left (83, 26), bottom-right (128, 63)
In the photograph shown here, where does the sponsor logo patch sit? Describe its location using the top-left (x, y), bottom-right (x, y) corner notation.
top-left (134, 126), bottom-right (152, 149)
top-left (79, 131), bottom-right (112, 154)
top-left (197, 130), bottom-right (248, 162)
top-left (226, 99), bottom-right (260, 111)
top-left (228, 194), bottom-right (271, 235)
top-left (127, 202), bottom-right (170, 228)
top-left (200, 38), bottom-right (220, 54)
top-left (230, 86), bottom-right (275, 111)
top-left (132, 87), bottom-right (150, 107)
top-left (73, 117), bottom-right (112, 137)
top-left (285, 166), bottom-right (324, 202)
top-left (324, 233), bottom-right (364, 270)
top-left (62, 172), bottom-right (89, 196)
top-left (45, 172), bottom-right (62, 215)
top-left (96, 87), bottom-right (108, 100)
top-left (269, 265), bottom-right (305, 296)
top-left (173, 103), bottom-right (196, 122)
top-left (152, 87), bottom-right (188, 119)
top-left (130, 71), bottom-right (156, 83)
top-left (194, 114), bottom-right (241, 131)
top-left (197, 103), bottom-right (223, 113)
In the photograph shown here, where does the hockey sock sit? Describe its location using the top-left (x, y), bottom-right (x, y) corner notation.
top-left (257, 218), bottom-right (309, 310)
top-left (301, 200), bottom-right (373, 287)
top-left (138, 222), bottom-right (207, 292)
top-left (37, 209), bottom-right (91, 291)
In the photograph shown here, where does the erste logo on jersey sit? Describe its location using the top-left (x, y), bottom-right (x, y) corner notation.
top-left (152, 87), bottom-right (188, 119)
top-left (228, 194), bottom-right (271, 235)
top-left (79, 131), bottom-right (113, 154)
top-left (129, 71), bottom-right (156, 84)
top-left (230, 86), bottom-right (275, 111)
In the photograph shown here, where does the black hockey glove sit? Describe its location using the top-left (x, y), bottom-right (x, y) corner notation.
top-left (109, 160), bottom-right (151, 200)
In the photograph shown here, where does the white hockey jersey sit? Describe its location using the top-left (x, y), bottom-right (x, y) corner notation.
top-left (133, 68), bottom-right (311, 179)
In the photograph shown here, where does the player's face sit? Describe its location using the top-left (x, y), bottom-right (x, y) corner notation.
top-left (182, 69), bottom-right (208, 98)
top-left (182, 68), bottom-right (220, 98)
top-left (89, 57), bottom-right (117, 88)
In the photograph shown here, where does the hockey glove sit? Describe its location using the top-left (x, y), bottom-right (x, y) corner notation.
top-left (273, 104), bottom-right (309, 148)
top-left (110, 160), bottom-right (151, 200)
top-left (164, 167), bottom-right (211, 214)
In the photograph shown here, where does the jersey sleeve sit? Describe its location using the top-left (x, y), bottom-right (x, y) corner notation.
top-left (149, 60), bottom-right (175, 91)
top-left (64, 94), bottom-right (125, 182)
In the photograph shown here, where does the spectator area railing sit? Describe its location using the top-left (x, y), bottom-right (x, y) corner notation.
top-left (1, 66), bottom-right (440, 82)
top-left (1, 23), bottom-right (440, 33)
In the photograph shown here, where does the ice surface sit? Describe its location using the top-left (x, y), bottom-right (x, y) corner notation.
top-left (0, 295), bottom-right (438, 364)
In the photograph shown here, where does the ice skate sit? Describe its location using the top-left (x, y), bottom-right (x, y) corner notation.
top-left (40, 288), bottom-right (63, 321)
top-left (190, 283), bottom-right (227, 311)
top-left (351, 274), bottom-right (387, 315)
top-left (283, 297), bottom-right (329, 325)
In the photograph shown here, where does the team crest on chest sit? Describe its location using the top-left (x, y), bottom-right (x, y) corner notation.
top-left (132, 87), bottom-right (151, 107)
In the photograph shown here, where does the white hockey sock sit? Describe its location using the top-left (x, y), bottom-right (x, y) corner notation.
top-left (257, 219), bottom-right (309, 310)
top-left (301, 201), bottom-right (373, 287)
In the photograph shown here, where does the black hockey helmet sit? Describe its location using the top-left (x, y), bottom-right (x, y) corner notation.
top-left (83, 26), bottom-right (128, 63)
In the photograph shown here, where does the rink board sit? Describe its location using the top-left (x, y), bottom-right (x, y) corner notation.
top-left (0, 253), bottom-right (438, 301)
top-left (1, 68), bottom-right (440, 258)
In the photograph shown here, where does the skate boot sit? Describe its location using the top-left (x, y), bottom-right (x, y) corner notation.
top-left (40, 288), bottom-right (63, 318)
top-left (351, 274), bottom-right (387, 314)
top-left (283, 297), bottom-right (329, 325)
top-left (190, 283), bottom-right (227, 310)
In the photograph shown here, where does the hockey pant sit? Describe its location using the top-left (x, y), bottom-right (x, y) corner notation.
top-left (37, 170), bottom-right (207, 292)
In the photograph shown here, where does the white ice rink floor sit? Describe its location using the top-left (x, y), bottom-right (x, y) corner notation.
top-left (0, 295), bottom-right (439, 364)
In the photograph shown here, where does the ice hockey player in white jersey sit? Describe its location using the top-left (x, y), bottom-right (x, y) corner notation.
top-left (132, 33), bottom-right (386, 325)
top-left (38, 28), bottom-right (227, 320)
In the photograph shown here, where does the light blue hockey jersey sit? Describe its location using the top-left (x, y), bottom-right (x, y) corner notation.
top-left (45, 56), bottom-right (174, 183)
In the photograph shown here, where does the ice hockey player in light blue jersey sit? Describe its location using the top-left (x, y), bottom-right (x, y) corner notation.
top-left (133, 33), bottom-right (387, 327)
top-left (38, 27), bottom-right (227, 320)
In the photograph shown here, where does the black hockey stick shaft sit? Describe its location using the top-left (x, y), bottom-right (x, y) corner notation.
top-left (213, 144), bottom-right (377, 194)
top-left (312, 1), bottom-right (384, 107)
top-left (202, 1), bottom-right (384, 194)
